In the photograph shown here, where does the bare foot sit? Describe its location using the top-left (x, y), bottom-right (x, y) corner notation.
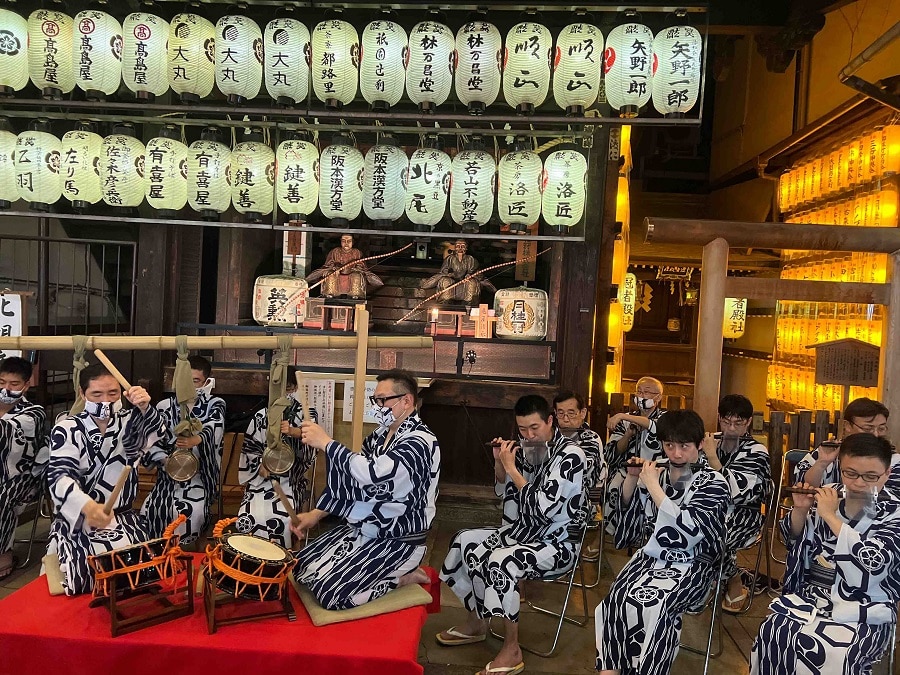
top-left (397, 567), bottom-right (430, 587)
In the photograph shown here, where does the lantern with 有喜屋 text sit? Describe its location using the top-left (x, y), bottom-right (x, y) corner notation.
top-left (0, 8), bottom-right (29, 95)
top-left (102, 124), bottom-right (146, 209)
top-left (503, 21), bottom-right (552, 115)
top-left (0, 121), bottom-right (18, 208)
top-left (168, 13), bottom-right (216, 104)
top-left (405, 141), bottom-right (450, 229)
top-left (651, 23), bottom-right (701, 117)
top-left (455, 18), bottom-right (502, 115)
top-left (264, 17), bottom-right (309, 106)
top-left (319, 134), bottom-right (364, 226)
top-left (406, 17), bottom-right (455, 112)
top-left (311, 18), bottom-right (358, 110)
top-left (231, 129), bottom-right (275, 222)
top-left (145, 125), bottom-right (188, 217)
top-left (542, 148), bottom-right (587, 232)
top-left (215, 14), bottom-right (263, 104)
top-left (28, 9), bottom-right (75, 99)
top-left (360, 16), bottom-right (408, 111)
top-left (604, 19), bottom-right (653, 117)
top-left (60, 124), bottom-right (103, 211)
top-left (620, 272), bottom-right (637, 332)
top-left (15, 122), bottom-right (62, 211)
top-left (122, 11), bottom-right (169, 100)
top-left (553, 20), bottom-right (603, 115)
top-left (450, 147), bottom-right (495, 233)
top-left (363, 136), bottom-right (408, 227)
top-left (275, 137), bottom-right (319, 222)
top-left (74, 6), bottom-right (123, 101)
top-left (187, 127), bottom-right (231, 220)
top-left (497, 140), bottom-right (542, 233)
top-left (723, 297), bottom-right (747, 339)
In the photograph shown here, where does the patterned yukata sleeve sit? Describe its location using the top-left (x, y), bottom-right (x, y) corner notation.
top-left (198, 397), bottom-right (226, 500)
top-left (0, 404), bottom-right (45, 481)
top-left (647, 475), bottom-right (730, 559)
top-left (121, 404), bottom-right (167, 461)
top-left (611, 483), bottom-right (647, 549)
top-left (778, 506), bottom-right (816, 595)
top-left (315, 432), bottom-right (381, 519)
top-left (516, 447), bottom-right (585, 530)
top-left (721, 442), bottom-right (771, 507)
top-left (238, 408), bottom-right (267, 485)
top-left (142, 398), bottom-right (176, 467)
top-left (47, 419), bottom-right (91, 530)
top-left (792, 450), bottom-right (817, 484)
top-left (579, 428), bottom-right (605, 486)
top-left (603, 420), bottom-right (631, 470)
top-left (830, 515), bottom-right (900, 621)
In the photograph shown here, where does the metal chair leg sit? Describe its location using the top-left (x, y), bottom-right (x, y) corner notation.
top-left (14, 490), bottom-right (51, 569)
top-left (680, 556), bottom-right (726, 670)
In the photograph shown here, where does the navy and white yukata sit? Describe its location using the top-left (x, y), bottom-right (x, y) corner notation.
top-left (294, 411), bottom-right (440, 610)
top-left (236, 400), bottom-right (317, 549)
top-left (596, 459), bottom-right (731, 675)
top-left (141, 393), bottom-right (226, 544)
top-left (794, 449), bottom-right (900, 492)
top-left (751, 486), bottom-right (900, 675)
top-left (0, 398), bottom-right (46, 556)
top-left (440, 430), bottom-right (586, 623)
top-left (570, 423), bottom-right (607, 488)
top-left (46, 406), bottom-right (167, 595)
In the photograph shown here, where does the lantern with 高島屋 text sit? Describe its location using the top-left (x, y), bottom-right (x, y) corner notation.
top-left (264, 16), bottom-right (309, 106)
top-left (74, 5), bottom-right (123, 101)
top-left (0, 8), bottom-right (28, 95)
top-left (28, 9), bottom-right (75, 99)
top-left (651, 22), bottom-right (701, 117)
top-left (542, 148), bottom-right (587, 232)
top-left (360, 15), bottom-right (407, 111)
top-left (168, 12), bottom-right (215, 104)
top-left (455, 18), bottom-right (502, 115)
top-left (15, 121), bottom-right (62, 211)
top-left (319, 133), bottom-right (364, 226)
top-left (497, 139), bottom-right (542, 233)
top-left (122, 10), bottom-right (169, 100)
top-left (406, 16), bottom-right (454, 112)
top-left (503, 20), bottom-right (552, 115)
top-left (61, 123), bottom-right (103, 211)
top-left (405, 140), bottom-right (450, 230)
top-left (187, 127), bottom-right (231, 220)
top-left (215, 13), bottom-right (263, 104)
top-left (450, 147), bottom-right (495, 233)
top-left (311, 17), bottom-right (358, 110)
top-left (553, 19), bottom-right (603, 115)
top-left (604, 19), bottom-right (653, 118)
top-left (102, 123), bottom-right (146, 209)
top-left (231, 129), bottom-right (275, 223)
top-left (363, 135), bottom-right (408, 227)
top-left (145, 125), bottom-right (188, 217)
top-left (275, 136), bottom-right (319, 222)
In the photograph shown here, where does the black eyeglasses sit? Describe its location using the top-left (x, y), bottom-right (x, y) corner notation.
top-left (369, 394), bottom-right (405, 407)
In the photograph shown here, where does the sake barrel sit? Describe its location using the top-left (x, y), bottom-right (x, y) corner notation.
top-left (252, 274), bottom-right (308, 326)
top-left (493, 286), bottom-right (548, 339)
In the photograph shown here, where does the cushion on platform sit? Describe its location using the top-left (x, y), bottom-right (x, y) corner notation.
top-left (291, 577), bottom-right (431, 626)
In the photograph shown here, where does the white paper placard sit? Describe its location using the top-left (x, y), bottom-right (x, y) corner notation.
top-left (300, 378), bottom-right (335, 436)
top-left (0, 293), bottom-right (23, 358)
top-left (342, 380), bottom-right (377, 424)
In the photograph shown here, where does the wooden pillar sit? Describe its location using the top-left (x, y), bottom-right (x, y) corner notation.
top-left (879, 252), bottom-right (900, 440)
top-left (694, 238), bottom-right (729, 431)
top-left (132, 222), bottom-right (171, 397)
top-left (351, 304), bottom-right (370, 452)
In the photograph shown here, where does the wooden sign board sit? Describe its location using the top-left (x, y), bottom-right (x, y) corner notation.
top-left (515, 223), bottom-right (540, 281)
top-left (807, 338), bottom-right (879, 387)
top-left (0, 291), bottom-right (29, 359)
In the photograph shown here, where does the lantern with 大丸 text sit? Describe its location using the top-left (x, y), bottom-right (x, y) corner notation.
top-left (145, 126), bottom-right (188, 217)
top-left (723, 298), bottom-right (747, 339)
top-left (311, 18), bottom-right (358, 110)
top-left (74, 7), bottom-right (123, 101)
top-left (406, 18), bottom-right (455, 112)
top-left (28, 9), bottom-right (75, 99)
top-left (168, 13), bottom-right (215, 104)
top-left (264, 17), bottom-right (309, 106)
top-left (0, 123), bottom-right (17, 208)
top-left (187, 128), bottom-right (231, 220)
top-left (15, 123), bottom-right (62, 211)
top-left (122, 11), bottom-right (169, 100)
top-left (450, 148), bottom-right (495, 233)
top-left (60, 125), bottom-right (103, 211)
top-left (363, 136), bottom-right (408, 227)
top-left (620, 272), bottom-right (637, 332)
top-left (455, 19), bottom-right (502, 114)
top-left (503, 21), bottom-right (552, 115)
top-left (405, 142), bottom-right (450, 229)
top-left (542, 148), bottom-right (587, 232)
top-left (215, 14), bottom-right (263, 104)
top-left (604, 20), bottom-right (653, 117)
top-left (319, 134), bottom-right (364, 226)
top-left (275, 137), bottom-right (319, 222)
top-left (102, 124), bottom-right (146, 209)
top-left (231, 130), bottom-right (274, 223)
top-left (497, 142), bottom-right (542, 233)
top-left (360, 17), bottom-right (408, 111)
top-left (651, 23), bottom-right (701, 117)
top-left (0, 8), bottom-right (28, 95)
top-left (553, 20), bottom-right (603, 115)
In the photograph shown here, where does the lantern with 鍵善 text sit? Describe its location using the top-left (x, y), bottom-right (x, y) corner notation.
top-left (275, 137), bottom-right (319, 222)
top-left (231, 129), bottom-right (275, 223)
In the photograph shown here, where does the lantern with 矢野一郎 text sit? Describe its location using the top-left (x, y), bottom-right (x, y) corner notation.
top-left (264, 17), bottom-right (309, 106)
top-left (406, 16), bottom-right (455, 112)
top-left (503, 21), bottom-right (552, 115)
top-left (450, 147), bottom-right (495, 233)
top-left (15, 122), bottom-right (62, 211)
top-left (542, 148), bottom-right (587, 233)
top-left (604, 19), bottom-right (653, 118)
top-left (168, 13), bottom-right (216, 104)
top-left (651, 22), bottom-right (701, 117)
top-left (275, 137), bottom-right (319, 222)
top-left (0, 8), bottom-right (29, 95)
top-left (0, 121), bottom-right (18, 208)
top-left (186, 127), bottom-right (231, 220)
top-left (60, 124), bottom-right (103, 211)
top-left (311, 18), bottom-right (358, 110)
top-left (360, 16), bottom-right (408, 111)
top-left (28, 9), bottom-right (75, 99)
top-left (215, 14), bottom-right (263, 105)
top-left (553, 20), bottom-right (603, 115)
top-left (497, 140), bottom-right (542, 233)
top-left (145, 125), bottom-right (188, 217)
top-left (231, 129), bottom-right (275, 223)
top-left (405, 141), bottom-right (450, 230)
top-left (74, 6), bottom-right (123, 101)
top-left (102, 124), bottom-right (146, 209)
top-left (319, 133), bottom-right (364, 226)
top-left (122, 10), bottom-right (169, 100)
top-left (455, 18), bottom-right (502, 115)
top-left (363, 135), bottom-right (408, 227)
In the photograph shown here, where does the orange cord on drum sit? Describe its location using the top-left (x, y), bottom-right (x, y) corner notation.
top-left (204, 542), bottom-right (297, 601)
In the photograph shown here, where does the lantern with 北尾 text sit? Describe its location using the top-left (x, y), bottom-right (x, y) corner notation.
top-left (168, 13), bottom-right (216, 104)
top-left (651, 22), bottom-right (701, 117)
top-left (74, 6), bottom-right (123, 101)
top-left (318, 133), bottom-right (364, 226)
top-left (542, 148), bottom-right (587, 233)
top-left (360, 15), bottom-right (408, 112)
top-left (187, 127), bottom-right (231, 220)
top-left (0, 120), bottom-right (18, 208)
top-left (102, 123), bottom-right (146, 210)
top-left (215, 14), bottom-right (263, 104)
top-left (455, 18), bottom-right (502, 115)
top-left (231, 129), bottom-right (275, 223)
top-left (503, 21), bottom-right (552, 115)
top-left (450, 147), bottom-right (495, 233)
top-left (28, 9), bottom-right (75, 99)
top-left (0, 8), bottom-right (28, 96)
top-left (311, 17), bottom-right (358, 110)
top-left (723, 298), bottom-right (747, 339)
top-left (61, 124), bottom-right (103, 211)
top-left (145, 125), bottom-right (188, 217)
top-left (123, 10), bottom-right (169, 100)
top-left (405, 140), bottom-right (450, 229)
top-left (275, 136), bottom-right (319, 222)
top-left (553, 19), bottom-right (603, 115)
top-left (15, 121), bottom-right (62, 211)
top-left (497, 139), bottom-right (542, 233)
top-left (406, 16), bottom-right (455, 112)
top-left (604, 19), bottom-right (653, 118)
top-left (264, 16), bottom-right (309, 106)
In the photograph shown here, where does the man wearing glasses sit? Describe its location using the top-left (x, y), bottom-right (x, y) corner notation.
top-left (290, 370), bottom-right (440, 610)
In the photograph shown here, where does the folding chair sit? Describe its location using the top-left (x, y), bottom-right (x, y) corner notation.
top-left (216, 432), bottom-right (244, 521)
top-left (733, 478), bottom-right (778, 614)
top-left (770, 449), bottom-right (809, 566)
top-left (13, 480), bottom-right (52, 569)
top-left (560, 485), bottom-right (605, 588)
top-left (679, 554), bottom-right (727, 675)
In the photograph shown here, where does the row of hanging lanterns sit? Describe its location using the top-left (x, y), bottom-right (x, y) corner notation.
top-left (0, 7), bottom-right (702, 117)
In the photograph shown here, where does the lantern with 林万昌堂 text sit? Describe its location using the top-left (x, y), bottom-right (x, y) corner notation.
top-left (215, 13), bottom-right (263, 104)
top-left (405, 140), bottom-right (450, 230)
top-left (363, 135), bottom-right (408, 227)
top-left (168, 13), bottom-right (215, 104)
top-left (497, 139), bottom-right (542, 234)
top-left (122, 10), bottom-right (169, 100)
top-left (264, 16), bottom-right (309, 107)
top-left (604, 19), bottom-right (653, 118)
top-left (311, 17), bottom-right (358, 110)
top-left (186, 127), bottom-right (231, 220)
top-left (74, 6), bottom-right (123, 101)
top-left (553, 19), bottom-right (603, 115)
top-left (450, 146), bottom-right (495, 233)
top-left (318, 133), bottom-right (364, 226)
top-left (28, 9), bottom-right (75, 99)
top-left (60, 124), bottom-right (103, 211)
top-left (651, 22), bottom-right (701, 117)
top-left (0, 121), bottom-right (18, 208)
top-left (360, 15), bottom-right (408, 111)
top-left (503, 21), bottom-right (552, 115)
top-left (102, 123), bottom-right (146, 210)
top-left (542, 148), bottom-right (587, 233)
top-left (406, 16), bottom-right (455, 113)
top-left (231, 129), bottom-right (275, 223)
top-left (0, 8), bottom-right (29, 96)
top-left (15, 121), bottom-right (62, 211)
top-left (145, 125), bottom-right (188, 217)
top-left (455, 18), bottom-right (502, 115)
top-left (275, 137), bottom-right (319, 222)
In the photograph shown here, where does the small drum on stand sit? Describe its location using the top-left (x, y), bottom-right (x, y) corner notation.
top-left (164, 448), bottom-right (200, 482)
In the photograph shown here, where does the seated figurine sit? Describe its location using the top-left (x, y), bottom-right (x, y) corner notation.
top-left (422, 240), bottom-right (495, 306)
top-left (306, 235), bottom-right (383, 300)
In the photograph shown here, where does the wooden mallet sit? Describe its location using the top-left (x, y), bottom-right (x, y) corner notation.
top-left (93, 349), bottom-right (136, 516)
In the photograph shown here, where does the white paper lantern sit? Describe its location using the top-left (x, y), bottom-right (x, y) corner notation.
top-left (0, 9), bottom-right (29, 95)
top-left (187, 129), bottom-right (231, 220)
top-left (405, 145), bottom-right (450, 229)
top-left (74, 8), bottom-right (122, 100)
top-left (27, 9), bottom-right (75, 98)
top-left (168, 13), bottom-right (216, 103)
top-left (145, 127), bottom-right (188, 217)
top-left (620, 272), bottom-right (637, 332)
top-left (215, 14), bottom-right (263, 104)
top-left (553, 22), bottom-right (603, 115)
top-left (363, 139), bottom-right (408, 226)
top-left (311, 19), bottom-right (358, 109)
top-left (604, 21), bottom-right (654, 117)
top-left (455, 20), bottom-right (502, 114)
top-left (503, 22), bottom-right (552, 114)
top-left (360, 18), bottom-right (407, 111)
top-left (275, 138), bottom-right (319, 221)
top-left (406, 19), bottom-right (454, 112)
top-left (723, 297), bottom-right (747, 339)
top-left (122, 11), bottom-right (169, 100)
top-left (450, 149), bottom-right (495, 233)
top-left (264, 18), bottom-right (309, 106)
top-left (15, 126), bottom-right (62, 210)
top-left (497, 146), bottom-right (542, 233)
top-left (231, 132), bottom-right (274, 222)
top-left (61, 126), bottom-right (103, 210)
top-left (542, 149), bottom-right (587, 231)
top-left (0, 126), bottom-right (18, 208)
top-left (101, 125), bottom-right (146, 209)
top-left (651, 24), bottom-right (701, 117)
top-left (318, 137), bottom-right (364, 225)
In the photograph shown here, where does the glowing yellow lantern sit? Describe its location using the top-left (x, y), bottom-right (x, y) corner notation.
top-left (607, 300), bottom-right (623, 349)
top-left (778, 172), bottom-right (790, 213)
top-left (877, 182), bottom-right (899, 228)
top-left (841, 138), bottom-right (858, 190)
top-left (723, 297), bottom-right (747, 339)
top-left (879, 125), bottom-right (900, 176)
top-left (611, 237), bottom-right (626, 285)
top-left (619, 272), bottom-right (637, 332)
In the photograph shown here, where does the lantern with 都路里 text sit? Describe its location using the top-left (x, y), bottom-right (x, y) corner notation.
top-left (311, 18), bottom-right (358, 110)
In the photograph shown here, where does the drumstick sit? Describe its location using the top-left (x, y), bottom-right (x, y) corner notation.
top-left (92, 349), bottom-right (132, 389)
top-left (102, 465), bottom-right (132, 516)
top-left (270, 479), bottom-right (301, 527)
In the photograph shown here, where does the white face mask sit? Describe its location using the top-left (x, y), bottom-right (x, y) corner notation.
top-left (84, 399), bottom-right (123, 420)
top-left (196, 377), bottom-right (215, 398)
top-left (633, 395), bottom-right (657, 410)
top-left (0, 387), bottom-right (24, 405)
top-left (373, 405), bottom-right (397, 429)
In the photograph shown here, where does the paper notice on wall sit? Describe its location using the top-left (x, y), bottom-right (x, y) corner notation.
top-left (301, 379), bottom-right (335, 436)
top-left (342, 380), bottom-right (378, 424)
top-left (0, 293), bottom-right (23, 358)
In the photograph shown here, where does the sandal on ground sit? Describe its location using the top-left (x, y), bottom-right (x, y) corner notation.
top-left (721, 587), bottom-right (750, 614)
top-left (435, 626), bottom-right (487, 646)
top-left (476, 661), bottom-right (525, 675)
top-left (0, 555), bottom-right (18, 581)
top-left (581, 545), bottom-right (600, 562)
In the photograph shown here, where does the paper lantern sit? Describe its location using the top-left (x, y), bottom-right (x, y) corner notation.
top-left (275, 138), bottom-right (319, 221)
top-left (101, 124), bottom-right (145, 209)
top-left (231, 131), bottom-right (275, 222)
top-left (497, 144), bottom-right (542, 233)
top-left (74, 8), bottom-right (122, 100)
top-left (604, 21), bottom-right (653, 117)
top-left (360, 17), bottom-right (408, 111)
top-left (455, 20), bottom-right (502, 114)
top-left (318, 135), bottom-right (364, 225)
top-left (724, 297), bottom-right (747, 339)
top-left (651, 24), bottom-right (701, 117)
top-left (503, 21), bottom-right (552, 114)
top-left (215, 14), bottom-right (263, 104)
top-left (60, 125), bottom-right (103, 210)
top-left (405, 144), bottom-right (450, 229)
top-left (363, 137), bottom-right (408, 226)
top-left (450, 149), bottom-right (495, 233)
top-left (168, 13), bottom-right (216, 103)
top-left (880, 125), bottom-right (900, 177)
top-left (620, 272), bottom-right (637, 332)
top-left (406, 18), bottom-right (455, 112)
top-left (123, 11), bottom-right (169, 100)
top-left (542, 149), bottom-right (587, 232)
top-left (264, 17), bottom-right (309, 106)
top-left (311, 18), bottom-right (358, 109)
top-left (0, 8), bottom-right (28, 95)
top-left (186, 128), bottom-right (231, 220)
top-left (145, 126), bottom-right (187, 217)
top-left (0, 125), bottom-right (18, 208)
top-left (27, 9), bottom-right (75, 98)
top-left (15, 124), bottom-right (62, 210)
top-left (553, 21), bottom-right (603, 115)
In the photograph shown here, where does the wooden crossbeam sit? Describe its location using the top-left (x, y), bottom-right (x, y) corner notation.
top-left (725, 277), bottom-right (890, 305)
